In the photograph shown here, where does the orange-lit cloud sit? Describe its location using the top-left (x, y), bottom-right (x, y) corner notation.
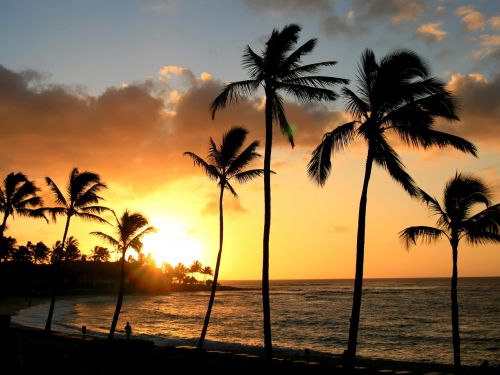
top-left (0, 64), bottom-right (344, 196)
top-left (456, 6), bottom-right (485, 32)
top-left (415, 22), bottom-right (447, 43)
top-left (442, 72), bottom-right (500, 145)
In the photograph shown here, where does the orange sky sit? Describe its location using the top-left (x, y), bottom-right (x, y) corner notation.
top-left (1, 64), bottom-right (498, 279)
top-left (1, 0), bottom-right (499, 279)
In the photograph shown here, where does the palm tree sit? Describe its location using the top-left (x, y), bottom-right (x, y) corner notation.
top-left (63, 236), bottom-right (81, 262)
top-left (211, 24), bottom-right (347, 359)
top-left (44, 168), bottom-right (108, 331)
top-left (185, 126), bottom-right (264, 350)
top-left (400, 173), bottom-right (499, 371)
top-left (308, 49), bottom-right (477, 368)
top-left (31, 241), bottom-right (50, 264)
top-left (90, 246), bottom-right (110, 262)
top-left (0, 172), bottom-right (45, 238)
top-left (188, 260), bottom-right (203, 282)
top-left (91, 210), bottom-right (155, 338)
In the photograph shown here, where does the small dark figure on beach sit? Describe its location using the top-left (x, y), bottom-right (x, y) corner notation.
top-left (125, 322), bottom-right (132, 340)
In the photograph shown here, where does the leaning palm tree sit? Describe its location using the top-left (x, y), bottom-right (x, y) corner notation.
top-left (91, 210), bottom-right (155, 338)
top-left (308, 49), bottom-right (477, 368)
top-left (44, 168), bottom-right (108, 331)
top-left (400, 173), bottom-right (499, 371)
top-left (90, 210), bottom-right (155, 339)
top-left (185, 126), bottom-right (264, 350)
top-left (211, 24), bottom-right (347, 359)
top-left (0, 172), bottom-right (45, 238)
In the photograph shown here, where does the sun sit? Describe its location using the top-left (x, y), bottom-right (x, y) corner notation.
top-left (142, 221), bottom-right (205, 267)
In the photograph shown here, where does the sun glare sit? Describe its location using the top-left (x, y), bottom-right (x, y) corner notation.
top-left (142, 222), bottom-right (205, 267)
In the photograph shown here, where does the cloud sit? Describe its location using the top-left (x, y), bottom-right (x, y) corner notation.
top-left (322, 11), bottom-right (359, 39)
top-left (456, 6), bottom-right (485, 32)
top-left (202, 194), bottom-right (249, 216)
top-left (415, 22), bottom-right (447, 43)
top-left (244, 0), bottom-right (332, 16)
top-left (354, 0), bottom-right (426, 25)
top-left (490, 15), bottom-right (500, 31)
top-left (331, 225), bottom-right (349, 233)
top-left (435, 6), bottom-right (446, 15)
top-left (471, 34), bottom-right (500, 60)
top-left (0, 64), bottom-right (344, 196)
top-left (440, 73), bottom-right (500, 146)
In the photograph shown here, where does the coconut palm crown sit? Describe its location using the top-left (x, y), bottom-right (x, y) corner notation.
top-left (307, 49), bottom-right (477, 368)
top-left (0, 172), bottom-right (45, 237)
top-left (400, 173), bottom-right (499, 371)
top-left (211, 23), bottom-right (348, 360)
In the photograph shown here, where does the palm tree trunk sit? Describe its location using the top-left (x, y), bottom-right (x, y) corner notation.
top-left (45, 215), bottom-right (71, 332)
top-left (109, 249), bottom-right (126, 339)
top-left (345, 149), bottom-right (374, 369)
top-left (451, 238), bottom-right (461, 372)
top-left (262, 88), bottom-right (273, 361)
top-left (0, 212), bottom-right (8, 238)
top-left (198, 185), bottom-right (225, 349)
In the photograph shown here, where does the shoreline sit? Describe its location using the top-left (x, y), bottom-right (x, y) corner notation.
top-left (0, 324), bottom-right (493, 374)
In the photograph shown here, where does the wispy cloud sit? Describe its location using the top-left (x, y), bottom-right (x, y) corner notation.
top-left (456, 6), bottom-right (485, 32)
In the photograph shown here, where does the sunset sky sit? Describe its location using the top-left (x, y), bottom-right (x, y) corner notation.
top-left (0, 0), bottom-right (498, 280)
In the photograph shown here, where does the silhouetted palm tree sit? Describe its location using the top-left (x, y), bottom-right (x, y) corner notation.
top-left (400, 173), bottom-right (499, 371)
top-left (63, 236), bottom-right (81, 262)
top-left (0, 172), bottom-right (45, 238)
top-left (91, 210), bottom-right (155, 338)
top-left (211, 24), bottom-right (347, 359)
top-left (91, 246), bottom-right (110, 262)
top-left (44, 168), bottom-right (108, 331)
top-left (31, 241), bottom-right (50, 264)
top-left (185, 126), bottom-right (264, 350)
top-left (308, 49), bottom-right (477, 367)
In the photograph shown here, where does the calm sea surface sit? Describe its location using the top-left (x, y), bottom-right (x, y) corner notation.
top-left (13, 278), bottom-right (500, 366)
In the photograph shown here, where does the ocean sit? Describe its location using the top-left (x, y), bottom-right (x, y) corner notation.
top-left (12, 278), bottom-right (500, 366)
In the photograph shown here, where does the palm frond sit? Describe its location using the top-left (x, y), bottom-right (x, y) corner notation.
top-left (342, 87), bottom-right (369, 120)
top-left (90, 231), bottom-right (120, 250)
top-left (419, 130), bottom-right (477, 156)
top-left (128, 226), bottom-right (156, 252)
top-left (279, 83), bottom-right (339, 103)
top-left (220, 127), bottom-right (248, 167)
top-left (279, 38), bottom-right (317, 73)
top-left (183, 152), bottom-right (220, 181)
top-left (464, 203), bottom-right (500, 244)
top-left (234, 169), bottom-right (265, 184)
top-left (273, 96), bottom-right (294, 147)
top-left (282, 75), bottom-right (349, 89)
top-left (444, 173), bottom-right (492, 220)
top-left (399, 226), bottom-right (445, 249)
top-left (307, 122), bottom-right (357, 185)
top-left (43, 207), bottom-right (67, 222)
top-left (371, 136), bottom-right (419, 197)
top-left (45, 177), bottom-right (67, 206)
top-left (417, 188), bottom-right (450, 228)
top-left (226, 141), bottom-right (261, 176)
top-left (210, 80), bottom-right (259, 119)
top-left (15, 207), bottom-right (47, 220)
top-left (224, 181), bottom-right (238, 197)
top-left (284, 61), bottom-right (341, 79)
top-left (242, 45), bottom-right (264, 80)
top-left (17, 196), bottom-right (43, 210)
top-left (74, 212), bottom-right (109, 224)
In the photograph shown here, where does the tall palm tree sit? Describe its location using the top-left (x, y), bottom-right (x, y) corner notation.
top-left (308, 49), bottom-right (477, 368)
top-left (91, 210), bottom-right (155, 338)
top-left (400, 173), bottom-right (499, 371)
top-left (185, 126), bottom-right (264, 350)
top-left (211, 24), bottom-right (347, 359)
top-left (44, 168), bottom-right (108, 331)
top-left (0, 172), bottom-right (45, 238)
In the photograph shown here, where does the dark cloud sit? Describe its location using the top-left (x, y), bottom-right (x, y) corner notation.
top-left (440, 73), bottom-right (500, 145)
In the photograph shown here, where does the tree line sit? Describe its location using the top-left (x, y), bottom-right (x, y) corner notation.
top-left (1, 23), bottom-right (498, 371)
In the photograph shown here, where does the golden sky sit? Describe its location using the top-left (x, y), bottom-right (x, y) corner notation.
top-left (0, 1), bottom-right (498, 279)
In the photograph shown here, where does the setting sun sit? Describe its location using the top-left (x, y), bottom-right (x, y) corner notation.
top-left (142, 222), bottom-right (205, 267)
